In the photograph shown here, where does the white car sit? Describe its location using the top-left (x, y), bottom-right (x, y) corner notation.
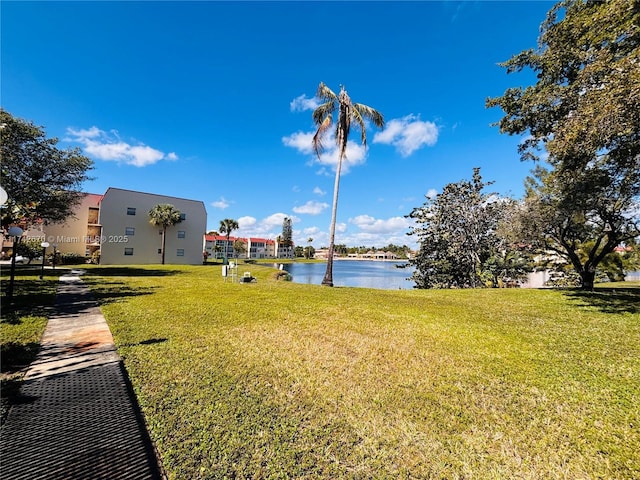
top-left (14, 255), bottom-right (26, 264)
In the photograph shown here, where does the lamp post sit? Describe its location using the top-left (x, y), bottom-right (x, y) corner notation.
top-left (7, 226), bottom-right (24, 301)
top-left (40, 241), bottom-right (50, 279)
top-left (52, 243), bottom-right (58, 270)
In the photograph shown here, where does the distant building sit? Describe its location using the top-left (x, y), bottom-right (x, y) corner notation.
top-left (203, 234), bottom-right (291, 260)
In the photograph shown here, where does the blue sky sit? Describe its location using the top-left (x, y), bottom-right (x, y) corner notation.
top-left (2, 1), bottom-right (555, 249)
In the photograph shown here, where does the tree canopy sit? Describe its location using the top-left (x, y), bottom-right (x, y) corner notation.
top-left (0, 109), bottom-right (94, 229)
top-left (486, 0), bottom-right (639, 175)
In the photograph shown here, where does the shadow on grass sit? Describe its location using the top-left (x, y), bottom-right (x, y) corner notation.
top-left (1, 340), bottom-right (43, 424)
top-left (87, 281), bottom-right (159, 306)
top-left (85, 267), bottom-right (183, 277)
top-left (0, 279), bottom-right (59, 318)
top-left (1, 341), bottom-right (41, 373)
top-left (564, 287), bottom-right (640, 314)
top-left (121, 337), bottom-right (168, 348)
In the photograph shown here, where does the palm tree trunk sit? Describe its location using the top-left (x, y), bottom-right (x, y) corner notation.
top-left (161, 227), bottom-right (166, 265)
top-left (322, 154), bottom-right (343, 287)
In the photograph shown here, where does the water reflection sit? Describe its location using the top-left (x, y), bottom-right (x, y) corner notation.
top-left (280, 260), bottom-right (416, 290)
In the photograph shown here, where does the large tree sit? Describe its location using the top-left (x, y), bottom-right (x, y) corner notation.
top-left (0, 109), bottom-right (93, 229)
top-left (148, 204), bottom-right (183, 265)
top-left (486, 0), bottom-right (640, 289)
top-left (517, 164), bottom-right (638, 290)
top-left (408, 168), bottom-right (529, 289)
top-left (311, 82), bottom-right (384, 286)
top-left (219, 218), bottom-right (239, 261)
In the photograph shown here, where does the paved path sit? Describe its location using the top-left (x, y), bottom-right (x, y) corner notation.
top-left (1, 271), bottom-right (164, 479)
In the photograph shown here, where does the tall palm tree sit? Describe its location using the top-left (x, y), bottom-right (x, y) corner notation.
top-left (148, 204), bottom-right (183, 265)
top-left (219, 218), bottom-right (239, 262)
top-left (312, 82), bottom-right (384, 286)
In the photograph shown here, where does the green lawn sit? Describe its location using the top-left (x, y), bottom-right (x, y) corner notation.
top-left (75, 264), bottom-right (640, 479)
top-left (2, 263), bottom-right (639, 478)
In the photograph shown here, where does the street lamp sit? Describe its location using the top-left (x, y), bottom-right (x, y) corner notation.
top-left (7, 226), bottom-right (24, 301)
top-left (52, 243), bottom-right (58, 270)
top-left (40, 241), bottom-right (50, 279)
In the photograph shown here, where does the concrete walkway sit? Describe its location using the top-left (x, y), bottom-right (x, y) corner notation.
top-left (1, 271), bottom-right (164, 479)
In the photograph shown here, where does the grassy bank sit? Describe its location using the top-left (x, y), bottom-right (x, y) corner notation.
top-left (75, 264), bottom-right (639, 479)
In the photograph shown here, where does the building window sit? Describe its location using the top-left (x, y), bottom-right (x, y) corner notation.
top-left (180, 213), bottom-right (186, 221)
top-left (124, 248), bottom-right (134, 256)
top-left (158, 248), bottom-right (162, 254)
top-left (125, 227), bottom-right (135, 236)
top-left (127, 207), bottom-right (136, 215)
top-left (177, 249), bottom-right (185, 256)
top-left (177, 231), bottom-right (186, 238)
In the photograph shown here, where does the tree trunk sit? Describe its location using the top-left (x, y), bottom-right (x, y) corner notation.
top-left (161, 227), bottom-right (166, 265)
top-left (580, 269), bottom-right (596, 291)
top-left (322, 153), bottom-right (343, 287)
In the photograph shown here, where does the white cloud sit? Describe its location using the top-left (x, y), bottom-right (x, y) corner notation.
top-left (426, 188), bottom-right (438, 199)
top-left (293, 201), bottom-right (329, 215)
top-left (290, 94), bottom-right (320, 112)
top-left (66, 126), bottom-right (177, 167)
top-left (283, 130), bottom-right (369, 175)
top-left (238, 216), bottom-right (257, 229)
top-left (313, 186), bottom-right (326, 196)
top-left (236, 213), bottom-right (301, 239)
top-left (349, 215), bottom-right (412, 234)
top-left (373, 115), bottom-right (439, 157)
top-left (211, 197), bottom-right (231, 209)
top-left (282, 131), bottom-right (316, 155)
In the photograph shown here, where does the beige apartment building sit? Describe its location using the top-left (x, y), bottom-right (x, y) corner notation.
top-left (41, 193), bottom-right (103, 258)
top-left (98, 188), bottom-right (206, 265)
top-left (16, 188), bottom-right (207, 265)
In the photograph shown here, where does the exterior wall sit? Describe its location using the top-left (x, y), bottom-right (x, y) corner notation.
top-left (204, 235), bottom-right (235, 260)
top-left (40, 194), bottom-right (103, 257)
top-left (99, 188), bottom-right (206, 265)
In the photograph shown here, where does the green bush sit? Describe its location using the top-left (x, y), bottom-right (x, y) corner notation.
top-left (56, 253), bottom-right (87, 265)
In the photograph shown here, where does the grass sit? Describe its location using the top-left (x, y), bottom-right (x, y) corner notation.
top-left (0, 266), bottom-right (60, 422)
top-left (70, 264), bottom-right (640, 479)
top-left (2, 263), bottom-right (638, 477)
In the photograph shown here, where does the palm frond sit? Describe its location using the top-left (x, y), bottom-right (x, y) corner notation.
top-left (316, 82), bottom-right (337, 102)
top-left (351, 103), bottom-right (385, 146)
top-left (312, 115), bottom-right (333, 158)
top-left (312, 102), bottom-right (336, 126)
top-left (351, 108), bottom-right (368, 146)
top-left (354, 103), bottom-right (385, 128)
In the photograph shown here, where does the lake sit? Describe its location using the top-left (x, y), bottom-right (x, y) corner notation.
top-left (280, 260), bottom-right (416, 290)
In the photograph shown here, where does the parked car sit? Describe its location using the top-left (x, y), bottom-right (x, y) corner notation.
top-left (14, 255), bottom-right (26, 264)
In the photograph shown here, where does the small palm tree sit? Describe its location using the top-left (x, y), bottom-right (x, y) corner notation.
top-left (312, 82), bottom-right (384, 286)
top-left (219, 218), bottom-right (239, 262)
top-left (306, 237), bottom-right (313, 259)
top-left (148, 204), bottom-right (183, 265)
